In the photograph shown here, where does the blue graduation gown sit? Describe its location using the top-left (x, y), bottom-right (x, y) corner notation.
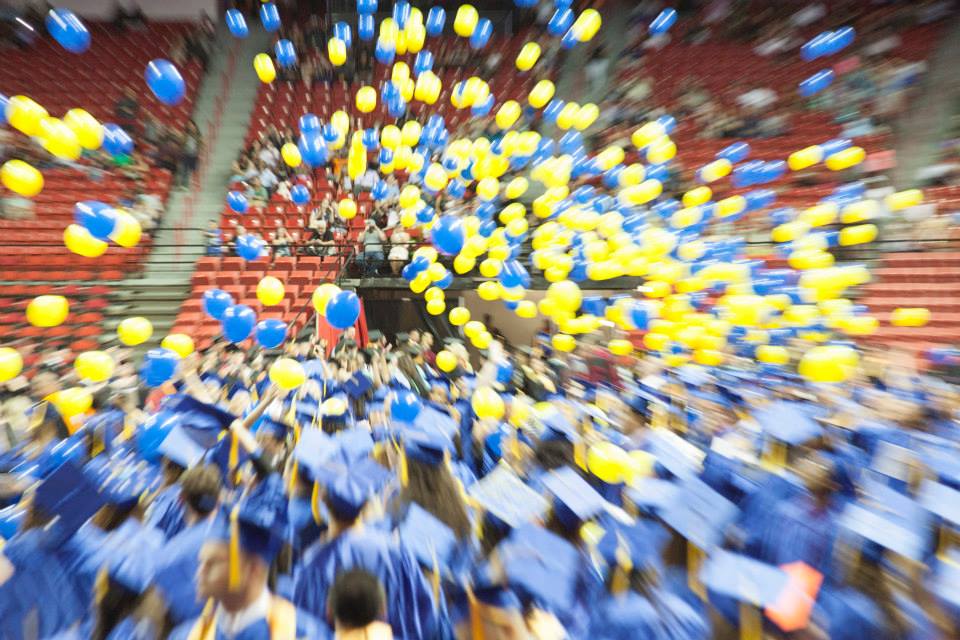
top-left (153, 519), bottom-right (211, 625)
top-left (590, 591), bottom-right (710, 640)
top-left (145, 483), bottom-right (186, 539)
top-left (168, 605), bottom-right (325, 640)
top-left (286, 495), bottom-right (327, 563)
top-left (293, 528), bottom-right (445, 639)
top-left (814, 586), bottom-right (893, 640)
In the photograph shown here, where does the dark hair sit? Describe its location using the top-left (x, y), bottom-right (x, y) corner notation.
top-left (533, 439), bottom-right (576, 471)
top-left (847, 551), bottom-right (911, 637)
top-left (93, 577), bottom-right (139, 640)
top-left (400, 459), bottom-right (471, 540)
top-left (179, 464), bottom-right (222, 516)
top-left (329, 569), bottom-right (385, 629)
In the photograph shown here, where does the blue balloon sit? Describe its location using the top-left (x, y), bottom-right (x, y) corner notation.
top-left (387, 96), bottom-right (406, 117)
top-left (225, 9), bottom-right (248, 38)
top-left (768, 208), bottom-right (795, 225)
top-left (334, 22), bottom-right (352, 48)
top-left (821, 138), bottom-right (852, 158)
top-left (236, 234), bottom-right (265, 261)
top-left (290, 184), bottom-right (310, 205)
top-left (560, 28), bottom-right (579, 49)
top-left (603, 166), bottom-right (624, 189)
top-left (436, 271), bottom-right (454, 289)
top-left (0, 505), bottom-right (24, 540)
top-left (649, 8), bottom-right (677, 35)
top-left (543, 99), bottom-right (565, 122)
top-left (446, 179), bottom-right (465, 198)
top-left (470, 18), bottom-right (493, 49)
top-left (393, 1), bottom-right (411, 28)
top-left (731, 160), bottom-right (764, 188)
top-left (45, 8), bottom-right (90, 53)
top-left (825, 27), bottom-right (855, 55)
top-left (357, 0), bottom-right (378, 15)
top-left (299, 113), bottom-right (321, 134)
top-left (227, 190), bottom-right (248, 214)
top-left (761, 160), bottom-right (787, 183)
top-left (326, 290), bottom-right (361, 330)
top-left (0, 94), bottom-right (7, 125)
top-left (799, 69), bottom-right (834, 97)
top-left (410, 255), bottom-right (430, 273)
top-left (74, 201), bottom-right (116, 239)
top-left (101, 123), bottom-right (133, 156)
top-left (202, 288), bottom-right (234, 320)
top-left (426, 6), bottom-right (446, 36)
top-left (298, 133), bottom-right (329, 167)
top-left (391, 390), bottom-right (421, 422)
top-left (358, 14), bottom-right (375, 41)
top-left (275, 39), bottom-right (297, 67)
top-left (495, 360), bottom-right (513, 384)
top-left (322, 123), bottom-right (340, 143)
top-left (717, 142), bottom-right (750, 163)
top-left (401, 263), bottom-right (419, 281)
top-left (499, 261), bottom-right (528, 289)
top-left (372, 179), bottom-right (390, 200)
top-left (362, 128), bottom-right (379, 149)
top-left (471, 93), bottom-right (495, 117)
top-left (255, 319), bottom-right (288, 349)
top-left (548, 9), bottom-right (574, 36)
top-left (833, 181), bottom-right (865, 200)
top-left (378, 148), bottom-right (394, 165)
top-left (145, 59), bottom-right (186, 106)
top-left (559, 131), bottom-right (583, 154)
top-left (573, 186), bottom-right (594, 204)
top-left (416, 205), bottom-right (435, 224)
top-left (222, 305), bottom-right (256, 343)
top-left (375, 39), bottom-right (396, 64)
top-left (414, 50), bottom-right (434, 75)
top-left (260, 2), bottom-right (281, 32)
top-left (744, 189), bottom-right (776, 212)
top-left (142, 348), bottom-right (179, 387)
top-left (431, 216), bottom-right (465, 255)
top-left (478, 219), bottom-right (497, 237)
top-left (514, 0), bottom-right (537, 6)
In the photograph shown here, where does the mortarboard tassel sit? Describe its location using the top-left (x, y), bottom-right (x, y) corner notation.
top-left (187, 599), bottom-right (217, 640)
top-left (466, 586), bottom-right (485, 640)
top-left (228, 505), bottom-right (241, 591)
top-left (687, 542), bottom-right (706, 601)
top-left (430, 546), bottom-right (441, 608)
top-left (610, 537), bottom-right (633, 595)
top-left (287, 459), bottom-right (299, 496)
top-left (398, 442), bottom-right (409, 488)
top-left (94, 567), bottom-right (109, 604)
top-left (739, 602), bottom-right (762, 640)
top-left (311, 480), bottom-right (323, 526)
top-left (228, 432), bottom-right (239, 475)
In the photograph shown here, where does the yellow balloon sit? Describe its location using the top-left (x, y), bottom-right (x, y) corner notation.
top-left (698, 158), bottom-right (732, 183)
top-left (52, 387), bottom-right (92, 419)
top-left (399, 185), bottom-right (420, 209)
top-left (798, 345), bottom-right (859, 383)
top-left (0, 348), bottom-right (24, 383)
top-left (825, 146), bottom-right (865, 171)
top-left (64, 224), bottom-right (108, 258)
top-left (159, 334), bottom-right (194, 359)
top-left (427, 262), bottom-right (447, 282)
top-left (436, 350), bottom-right (457, 372)
top-left (608, 339), bottom-right (633, 356)
top-left (253, 53), bottom-right (276, 83)
top-left (410, 272), bottom-right (431, 294)
top-left (331, 110), bottom-right (350, 135)
top-left (281, 142), bottom-right (302, 167)
top-left (505, 177), bottom-right (528, 199)
top-left (516, 42), bottom-right (541, 71)
top-left (109, 210), bottom-right (141, 248)
top-left (571, 8), bottom-right (602, 41)
top-left (1, 160), bottom-right (43, 197)
top-left (631, 121), bottom-right (666, 148)
top-left (117, 316), bottom-right (153, 346)
top-left (257, 276), bottom-right (285, 306)
top-left (515, 300), bottom-right (537, 319)
top-left (338, 199), bottom-right (358, 220)
top-left (574, 103), bottom-right (599, 131)
top-left (682, 186), bottom-right (712, 208)
top-left (454, 5), bottom-right (479, 37)
top-left (476, 177), bottom-right (499, 201)
top-left (449, 306), bottom-right (471, 326)
top-left (463, 320), bottom-right (486, 338)
top-left (528, 79), bottom-right (556, 109)
top-left (646, 137), bottom-right (676, 164)
top-left (587, 442), bottom-right (630, 484)
top-left (426, 299), bottom-right (446, 316)
top-left (327, 37), bottom-right (347, 66)
top-left (424, 286), bottom-right (445, 303)
top-left (312, 283), bottom-right (341, 313)
top-left (453, 254), bottom-right (476, 274)
top-left (886, 189), bottom-right (923, 211)
top-left (838, 224), bottom-right (878, 247)
top-left (6, 95), bottom-right (48, 136)
top-left (269, 358), bottom-right (306, 390)
top-left (63, 108), bottom-right (103, 150)
top-left (891, 307), bottom-right (930, 327)
top-left (547, 280), bottom-right (582, 312)
top-left (552, 333), bottom-right (577, 352)
top-left (38, 117), bottom-right (81, 161)
top-left (472, 385), bottom-right (505, 420)
top-left (477, 281), bottom-right (501, 301)
top-left (788, 145), bottom-right (824, 171)
top-left (27, 295), bottom-right (68, 328)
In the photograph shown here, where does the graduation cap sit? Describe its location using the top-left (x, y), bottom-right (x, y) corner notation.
top-left (106, 546), bottom-right (157, 594)
top-left (157, 426), bottom-right (207, 469)
top-left (255, 416), bottom-right (289, 441)
top-left (368, 330), bottom-right (384, 342)
top-left (700, 550), bottom-right (789, 608)
top-left (398, 503), bottom-right (458, 576)
top-left (94, 464), bottom-right (152, 510)
top-left (595, 519), bottom-right (663, 584)
top-left (539, 411), bottom-right (578, 444)
top-left (395, 332), bottom-right (410, 345)
top-left (658, 475), bottom-right (739, 550)
top-left (838, 502), bottom-right (929, 561)
top-left (413, 404), bottom-right (459, 441)
top-left (919, 479), bottom-right (960, 528)
top-left (333, 428), bottom-right (374, 462)
top-left (625, 477), bottom-right (680, 513)
top-left (469, 465), bottom-right (550, 533)
top-left (752, 401), bottom-right (823, 446)
top-left (343, 371), bottom-right (373, 399)
top-left (404, 429), bottom-right (453, 466)
top-left (32, 459), bottom-right (104, 536)
top-left (645, 428), bottom-right (705, 480)
top-left (315, 462), bottom-right (373, 521)
top-left (292, 428), bottom-right (336, 480)
top-left (165, 395), bottom-right (237, 449)
top-left (495, 523), bottom-right (581, 613)
top-left (542, 467), bottom-right (606, 530)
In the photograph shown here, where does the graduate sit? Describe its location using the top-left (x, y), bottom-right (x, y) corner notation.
top-left (326, 569), bottom-right (394, 640)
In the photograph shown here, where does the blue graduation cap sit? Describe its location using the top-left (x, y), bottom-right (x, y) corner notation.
top-left (838, 502), bottom-right (929, 561)
top-left (398, 503), bottom-right (458, 575)
top-left (158, 426), bottom-right (207, 469)
top-left (315, 458), bottom-right (389, 521)
top-left (292, 428), bottom-right (336, 480)
top-left (414, 404), bottom-right (459, 441)
top-left (699, 550), bottom-right (789, 607)
top-left (254, 417), bottom-right (289, 441)
top-left (495, 523), bottom-right (581, 613)
top-left (626, 477), bottom-right (680, 512)
top-left (33, 459), bottom-right (104, 536)
top-left (645, 428), bottom-right (704, 480)
top-left (333, 427), bottom-right (374, 462)
top-left (343, 371), bottom-right (373, 398)
top-left (658, 475), bottom-right (739, 549)
top-left (469, 465), bottom-right (550, 532)
top-left (539, 410), bottom-right (578, 443)
top-left (753, 401), bottom-right (823, 446)
top-left (919, 479), bottom-right (960, 527)
top-left (675, 365), bottom-right (713, 388)
top-left (165, 395), bottom-right (237, 448)
top-left (95, 465), bottom-right (152, 510)
top-left (542, 467), bottom-right (606, 529)
top-left (107, 544), bottom-right (157, 594)
top-left (404, 429), bottom-right (453, 466)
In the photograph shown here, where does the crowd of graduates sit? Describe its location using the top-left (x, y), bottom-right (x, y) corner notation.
top-left (0, 325), bottom-right (959, 640)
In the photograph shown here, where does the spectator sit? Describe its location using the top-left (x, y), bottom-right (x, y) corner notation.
top-left (245, 178), bottom-right (268, 206)
top-left (204, 221), bottom-right (222, 257)
top-left (177, 121), bottom-right (202, 189)
top-left (388, 226), bottom-right (411, 275)
top-left (114, 87), bottom-right (139, 133)
top-left (360, 219), bottom-right (386, 276)
top-left (273, 225), bottom-right (293, 257)
top-left (257, 162), bottom-right (279, 195)
top-left (257, 139), bottom-right (280, 168)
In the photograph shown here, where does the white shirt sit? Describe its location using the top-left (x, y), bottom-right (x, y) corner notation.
top-left (736, 88), bottom-right (776, 110)
top-left (216, 587), bottom-right (271, 638)
top-left (258, 146), bottom-right (280, 167)
top-left (259, 168), bottom-right (278, 189)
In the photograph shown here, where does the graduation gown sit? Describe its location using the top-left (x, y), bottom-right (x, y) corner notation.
top-left (153, 519), bottom-right (213, 625)
top-left (145, 483), bottom-right (186, 540)
top-left (292, 528), bottom-right (444, 640)
top-left (590, 591), bottom-right (710, 640)
top-left (168, 594), bottom-right (323, 640)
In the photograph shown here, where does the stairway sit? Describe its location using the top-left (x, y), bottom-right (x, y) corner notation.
top-left (102, 26), bottom-right (269, 350)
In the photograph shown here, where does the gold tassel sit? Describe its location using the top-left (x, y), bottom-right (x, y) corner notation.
top-left (763, 441), bottom-right (787, 469)
top-left (430, 546), bottom-right (441, 607)
top-left (94, 567), bottom-right (109, 604)
top-left (936, 525), bottom-right (952, 561)
top-left (466, 586), bottom-right (484, 640)
top-left (687, 543), bottom-right (706, 601)
top-left (399, 445), bottom-right (409, 488)
top-left (287, 460), bottom-right (299, 496)
top-left (187, 599), bottom-right (217, 640)
top-left (610, 537), bottom-right (633, 595)
top-left (574, 441), bottom-right (587, 471)
top-left (229, 506), bottom-right (241, 591)
top-left (311, 480), bottom-right (323, 525)
top-left (739, 602), bottom-right (762, 640)
top-left (228, 432), bottom-right (239, 475)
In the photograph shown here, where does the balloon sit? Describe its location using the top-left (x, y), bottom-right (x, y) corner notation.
top-left (838, 224), bottom-right (877, 246)
top-left (51, 387), bottom-right (93, 419)
top-left (357, 0), bottom-right (378, 14)
top-left (571, 8), bottom-right (602, 41)
top-left (454, 5), bottom-right (479, 37)
top-left (824, 146), bottom-right (865, 171)
top-left (297, 133), bottom-right (329, 167)
top-left (338, 199), bottom-right (357, 219)
top-left (356, 85), bottom-right (377, 112)
top-left (142, 349), bottom-right (179, 387)
top-left (222, 304), bottom-right (256, 343)
top-left (286, 184), bottom-right (309, 206)
top-left (5, 95), bottom-right (47, 137)
top-left (64, 223), bottom-right (107, 258)
top-left (391, 390), bottom-right (422, 421)
top-left (161, 334), bottom-right (194, 359)
top-left (260, 2), bottom-right (281, 31)
top-left (548, 8), bottom-right (574, 36)
top-left (145, 59), bottom-right (186, 106)
top-left (326, 290), bottom-right (361, 329)
top-left (46, 9), bottom-right (90, 53)
top-left (26, 295), bottom-right (68, 327)
top-left (649, 8), bottom-right (677, 35)
top-left (885, 189), bottom-right (923, 211)
top-left (269, 358), bottom-right (305, 390)
top-left (328, 37), bottom-right (347, 65)
top-left (608, 339), bottom-right (633, 356)
top-left (0, 348), bottom-right (22, 383)
top-left (426, 299), bottom-right (446, 315)
top-left (1, 160), bottom-right (43, 197)
top-left (118, 316), bottom-right (152, 346)
top-left (470, 17), bottom-right (492, 48)
top-left (588, 442), bottom-right (630, 484)
top-left (101, 123), bottom-right (133, 157)
top-left (257, 276), bottom-right (285, 306)
top-left (254, 53), bottom-right (276, 83)
top-left (203, 289), bottom-right (233, 319)
top-left (236, 234), bottom-right (265, 260)
top-left (528, 79), bottom-right (556, 108)
top-left (515, 42), bottom-right (541, 71)
top-left (891, 308), bottom-right (930, 327)
top-left (448, 307), bottom-right (471, 327)
top-left (426, 6), bottom-right (446, 35)
top-left (799, 69), bottom-right (834, 97)
top-left (74, 200), bottom-right (116, 239)
top-left (63, 109), bottom-right (103, 150)
top-left (37, 116), bottom-right (81, 160)
top-left (552, 333), bottom-right (577, 352)
top-left (275, 39), bottom-right (297, 67)
top-left (472, 386), bottom-right (504, 420)
top-left (436, 350), bottom-right (457, 372)
top-left (256, 319), bottom-right (288, 348)
top-left (225, 9), bottom-right (248, 37)
top-left (431, 216), bottom-right (465, 255)
top-left (312, 283), bottom-right (341, 314)
top-left (358, 14), bottom-right (375, 40)
top-left (798, 345), bottom-right (858, 383)
top-left (334, 21), bottom-right (353, 47)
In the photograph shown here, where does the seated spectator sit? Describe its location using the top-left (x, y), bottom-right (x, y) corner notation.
top-left (204, 221), bottom-right (223, 257)
top-left (388, 226), bottom-right (411, 275)
top-left (306, 220), bottom-right (335, 256)
top-left (275, 178), bottom-right (293, 202)
top-left (114, 87), bottom-right (139, 133)
top-left (273, 225), bottom-right (293, 257)
top-left (257, 139), bottom-right (280, 168)
top-left (360, 219), bottom-right (386, 276)
top-left (230, 155), bottom-right (258, 183)
top-left (258, 162), bottom-right (279, 194)
top-left (245, 178), bottom-right (268, 206)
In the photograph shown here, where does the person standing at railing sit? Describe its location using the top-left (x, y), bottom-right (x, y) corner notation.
top-left (388, 227), bottom-right (411, 275)
top-left (204, 221), bottom-right (223, 257)
top-left (360, 220), bottom-right (386, 277)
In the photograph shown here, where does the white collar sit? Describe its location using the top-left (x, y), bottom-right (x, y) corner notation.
top-left (217, 587), bottom-right (271, 637)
